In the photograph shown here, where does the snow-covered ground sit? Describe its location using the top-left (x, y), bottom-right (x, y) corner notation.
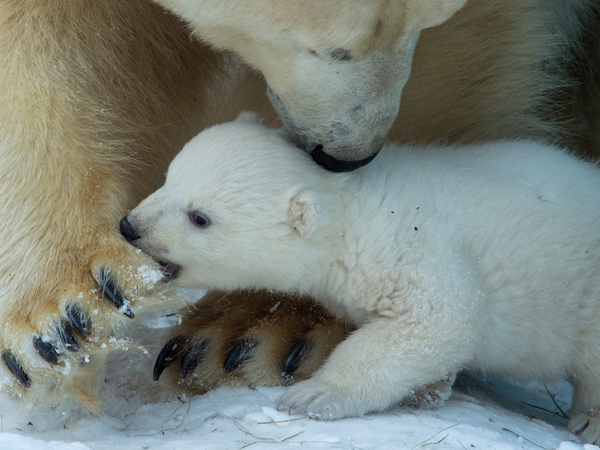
top-left (0, 309), bottom-right (596, 450)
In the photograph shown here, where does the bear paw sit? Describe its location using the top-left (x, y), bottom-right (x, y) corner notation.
top-left (569, 410), bottom-right (600, 445)
top-left (0, 233), bottom-right (174, 405)
top-left (152, 290), bottom-right (352, 392)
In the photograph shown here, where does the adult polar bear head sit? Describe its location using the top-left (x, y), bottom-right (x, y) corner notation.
top-left (154, 0), bottom-right (466, 171)
top-left (122, 112), bottom-right (329, 290)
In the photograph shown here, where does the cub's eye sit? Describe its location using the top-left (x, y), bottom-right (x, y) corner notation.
top-left (189, 212), bottom-right (210, 228)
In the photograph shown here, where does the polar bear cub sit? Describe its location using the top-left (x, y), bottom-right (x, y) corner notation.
top-left (127, 112), bottom-right (600, 443)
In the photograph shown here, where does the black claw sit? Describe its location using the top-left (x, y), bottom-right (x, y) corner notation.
top-left (98, 269), bottom-right (134, 318)
top-left (575, 420), bottom-right (591, 435)
top-left (66, 304), bottom-right (92, 337)
top-left (33, 337), bottom-right (59, 365)
top-left (57, 324), bottom-right (80, 352)
top-left (2, 351), bottom-right (31, 388)
top-left (223, 339), bottom-right (256, 373)
top-left (154, 336), bottom-right (186, 381)
top-left (180, 340), bottom-right (207, 379)
top-left (283, 340), bottom-right (310, 380)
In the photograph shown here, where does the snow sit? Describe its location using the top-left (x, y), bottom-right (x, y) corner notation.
top-left (0, 311), bottom-right (593, 450)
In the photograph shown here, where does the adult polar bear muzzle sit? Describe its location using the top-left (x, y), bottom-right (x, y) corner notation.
top-left (266, 86), bottom-right (389, 173)
top-left (263, 35), bottom-right (420, 173)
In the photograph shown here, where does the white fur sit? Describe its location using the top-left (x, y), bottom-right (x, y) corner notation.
top-left (130, 115), bottom-right (600, 442)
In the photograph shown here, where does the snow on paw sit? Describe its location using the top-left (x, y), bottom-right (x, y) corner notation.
top-left (569, 410), bottom-right (600, 445)
top-left (153, 290), bottom-right (352, 392)
top-left (0, 235), bottom-right (172, 405)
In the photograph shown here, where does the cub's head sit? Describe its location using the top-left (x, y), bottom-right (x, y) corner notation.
top-left (122, 113), bottom-right (328, 291)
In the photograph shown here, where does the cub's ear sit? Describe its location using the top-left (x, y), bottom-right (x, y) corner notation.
top-left (288, 190), bottom-right (318, 238)
top-left (235, 111), bottom-right (263, 124)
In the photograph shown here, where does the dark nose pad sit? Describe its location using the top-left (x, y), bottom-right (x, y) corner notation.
top-left (310, 145), bottom-right (380, 172)
top-left (120, 216), bottom-right (140, 242)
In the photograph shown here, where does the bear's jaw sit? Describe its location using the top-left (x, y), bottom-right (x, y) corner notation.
top-left (159, 260), bottom-right (181, 282)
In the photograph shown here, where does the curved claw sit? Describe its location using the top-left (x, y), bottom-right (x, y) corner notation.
top-left (574, 419), bottom-right (591, 436)
top-left (154, 335), bottom-right (186, 381)
top-left (283, 340), bottom-right (310, 380)
top-left (223, 339), bottom-right (256, 373)
top-left (180, 340), bottom-right (207, 379)
top-left (57, 323), bottom-right (80, 352)
top-left (98, 269), bottom-right (134, 318)
top-left (33, 337), bottom-right (60, 365)
top-left (66, 303), bottom-right (92, 337)
top-left (2, 351), bottom-right (31, 388)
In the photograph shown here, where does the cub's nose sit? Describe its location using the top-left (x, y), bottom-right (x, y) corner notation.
top-left (120, 216), bottom-right (140, 242)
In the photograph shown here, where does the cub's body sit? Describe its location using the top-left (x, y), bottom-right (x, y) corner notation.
top-left (129, 117), bottom-right (600, 443)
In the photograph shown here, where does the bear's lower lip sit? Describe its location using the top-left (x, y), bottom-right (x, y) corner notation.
top-left (160, 261), bottom-right (181, 282)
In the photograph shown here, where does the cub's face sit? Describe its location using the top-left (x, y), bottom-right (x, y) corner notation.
top-left (125, 114), bottom-right (321, 291)
top-left (154, 0), bottom-right (466, 171)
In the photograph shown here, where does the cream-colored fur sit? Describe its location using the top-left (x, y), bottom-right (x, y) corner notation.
top-left (0, 0), bottom-right (597, 405)
top-left (129, 114), bottom-right (600, 444)
top-left (0, 1), bottom-right (276, 404)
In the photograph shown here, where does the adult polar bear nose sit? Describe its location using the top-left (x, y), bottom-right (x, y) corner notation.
top-left (120, 216), bottom-right (140, 242)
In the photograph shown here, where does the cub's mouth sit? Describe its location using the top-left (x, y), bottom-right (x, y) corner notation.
top-left (159, 260), bottom-right (181, 282)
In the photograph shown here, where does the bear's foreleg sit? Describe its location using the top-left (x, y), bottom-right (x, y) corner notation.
top-left (0, 0), bottom-right (224, 404)
top-left (277, 306), bottom-right (474, 419)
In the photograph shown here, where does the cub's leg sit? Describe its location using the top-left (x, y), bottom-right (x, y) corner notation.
top-left (278, 303), bottom-right (473, 419)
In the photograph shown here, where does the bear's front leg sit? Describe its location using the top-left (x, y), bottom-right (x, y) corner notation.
top-left (278, 306), bottom-right (475, 420)
top-left (0, 1), bottom-right (222, 404)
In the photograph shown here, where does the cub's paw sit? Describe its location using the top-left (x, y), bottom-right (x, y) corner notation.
top-left (278, 378), bottom-right (358, 420)
top-left (568, 410), bottom-right (600, 445)
top-left (278, 375), bottom-right (458, 420)
top-left (0, 232), bottom-right (175, 405)
top-left (153, 290), bottom-right (352, 392)
top-left (402, 373), bottom-right (456, 410)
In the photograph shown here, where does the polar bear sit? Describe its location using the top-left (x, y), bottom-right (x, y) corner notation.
top-left (125, 114), bottom-right (600, 444)
top-left (1, 0), bottom-right (599, 405)
top-left (155, 0), bottom-right (600, 169)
